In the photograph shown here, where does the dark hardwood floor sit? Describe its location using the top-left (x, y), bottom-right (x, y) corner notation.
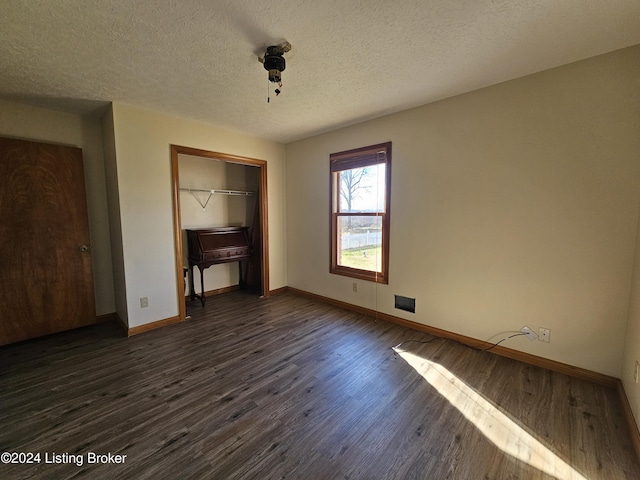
top-left (1, 291), bottom-right (638, 479)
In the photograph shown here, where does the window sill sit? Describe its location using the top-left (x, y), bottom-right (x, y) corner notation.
top-left (330, 266), bottom-right (388, 284)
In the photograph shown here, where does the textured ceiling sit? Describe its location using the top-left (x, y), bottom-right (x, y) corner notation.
top-left (1, 0), bottom-right (640, 143)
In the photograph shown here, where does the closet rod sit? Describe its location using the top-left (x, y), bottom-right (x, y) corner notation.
top-left (180, 187), bottom-right (256, 196)
top-left (180, 187), bottom-right (256, 210)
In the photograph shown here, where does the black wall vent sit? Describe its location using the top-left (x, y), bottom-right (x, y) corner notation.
top-left (394, 295), bottom-right (416, 313)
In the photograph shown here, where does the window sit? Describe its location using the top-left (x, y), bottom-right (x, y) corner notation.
top-left (330, 142), bottom-right (391, 284)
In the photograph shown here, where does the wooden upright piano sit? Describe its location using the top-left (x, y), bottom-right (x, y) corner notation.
top-left (186, 227), bottom-right (252, 306)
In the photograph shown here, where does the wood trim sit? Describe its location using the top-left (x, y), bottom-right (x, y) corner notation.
top-left (127, 315), bottom-right (183, 337)
top-left (185, 285), bottom-right (240, 299)
top-left (259, 154), bottom-right (270, 297)
top-left (330, 262), bottom-right (388, 284)
top-left (170, 145), bottom-right (187, 322)
top-left (170, 144), bottom-right (270, 310)
top-left (487, 341), bottom-right (617, 387)
top-left (268, 286), bottom-right (288, 296)
top-left (286, 287), bottom-right (618, 387)
top-left (169, 145), bottom-right (267, 167)
top-left (616, 380), bottom-right (640, 461)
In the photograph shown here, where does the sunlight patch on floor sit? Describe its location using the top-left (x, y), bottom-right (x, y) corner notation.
top-left (395, 349), bottom-right (587, 480)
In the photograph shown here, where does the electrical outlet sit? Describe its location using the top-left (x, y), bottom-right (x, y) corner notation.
top-left (140, 297), bottom-right (149, 308)
top-left (352, 282), bottom-right (357, 293)
top-left (539, 327), bottom-right (550, 343)
top-left (520, 326), bottom-right (538, 341)
top-left (635, 361), bottom-right (639, 384)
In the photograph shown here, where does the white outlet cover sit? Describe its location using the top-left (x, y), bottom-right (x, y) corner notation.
top-left (520, 326), bottom-right (538, 341)
top-left (539, 328), bottom-right (550, 343)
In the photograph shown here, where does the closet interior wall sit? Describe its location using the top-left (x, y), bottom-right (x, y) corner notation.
top-left (178, 153), bottom-right (259, 297)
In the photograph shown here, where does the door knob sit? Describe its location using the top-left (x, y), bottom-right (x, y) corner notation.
top-left (79, 245), bottom-right (90, 252)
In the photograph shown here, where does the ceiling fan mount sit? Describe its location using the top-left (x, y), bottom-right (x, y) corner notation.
top-left (259, 42), bottom-right (291, 84)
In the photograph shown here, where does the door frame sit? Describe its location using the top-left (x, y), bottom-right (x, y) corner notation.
top-left (170, 144), bottom-right (269, 321)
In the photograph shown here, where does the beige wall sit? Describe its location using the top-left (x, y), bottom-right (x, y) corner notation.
top-left (109, 102), bottom-right (286, 327)
top-left (286, 46), bottom-right (640, 377)
top-left (101, 105), bottom-right (127, 322)
top-left (0, 99), bottom-right (115, 316)
top-left (623, 203), bottom-right (640, 426)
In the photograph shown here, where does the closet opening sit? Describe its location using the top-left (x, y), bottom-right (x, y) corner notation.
top-left (171, 145), bottom-right (269, 320)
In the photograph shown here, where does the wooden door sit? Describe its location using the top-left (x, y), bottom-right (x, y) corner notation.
top-left (0, 137), bottom-right (96, 345)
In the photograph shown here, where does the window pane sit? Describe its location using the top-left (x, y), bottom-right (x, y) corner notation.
top-left (338, 163), bottom-right (385, 213)
top-left (337, 215), bottom-right (382, 272)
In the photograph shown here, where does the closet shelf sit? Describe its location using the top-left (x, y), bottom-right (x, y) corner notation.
top-left (180, 187), bottom-right (256, 210)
